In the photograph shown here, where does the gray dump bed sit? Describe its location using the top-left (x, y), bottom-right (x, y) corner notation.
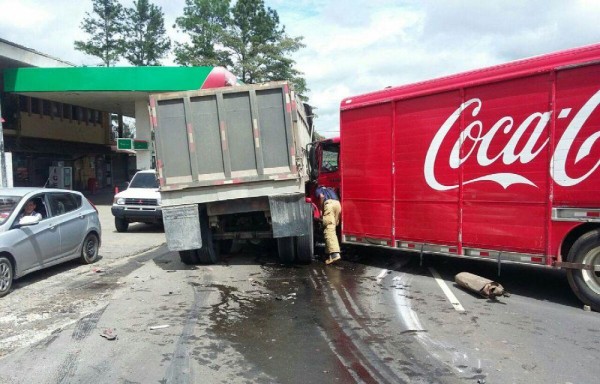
top-left (150, 82), bottom-right (311, 206)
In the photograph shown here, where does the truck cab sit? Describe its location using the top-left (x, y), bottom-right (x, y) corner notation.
top-left (307, 137), bottom-right (341, 206)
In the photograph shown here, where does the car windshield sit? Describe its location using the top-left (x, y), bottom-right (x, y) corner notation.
top-left (129, 172), bottom-right (159, 188)
top-left (0, 195), bottom-right (22, 224)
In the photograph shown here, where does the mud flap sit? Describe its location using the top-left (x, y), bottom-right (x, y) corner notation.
top-left (163, 204), bottom-right (202, 251)
top-left (269, 194), bottom-right (311, 239)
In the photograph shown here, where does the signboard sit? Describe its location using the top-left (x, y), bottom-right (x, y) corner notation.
top-left (116, 138), bottom-right (149, 151)
top-left (133, 140), bottom-right (149, 150)
top-left (117, 138), bottom-right (133, 150)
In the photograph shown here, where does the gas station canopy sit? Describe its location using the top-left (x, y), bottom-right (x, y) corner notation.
top-left (2, 66), bottom-right (239, 117)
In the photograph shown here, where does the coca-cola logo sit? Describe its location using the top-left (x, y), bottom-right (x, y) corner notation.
top-left (424, 90), bottom-right (600, 190)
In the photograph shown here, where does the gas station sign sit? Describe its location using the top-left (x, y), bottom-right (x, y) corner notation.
top-left (117, 139), bottom-right (149, 151)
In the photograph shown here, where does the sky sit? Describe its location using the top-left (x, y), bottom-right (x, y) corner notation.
top-left (1, 0), bottom-right (600, 137)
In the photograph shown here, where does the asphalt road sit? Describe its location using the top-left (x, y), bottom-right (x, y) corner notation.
top-left (0, 196), bottom-right (598, 383)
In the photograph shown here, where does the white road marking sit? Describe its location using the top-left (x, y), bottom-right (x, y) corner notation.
top-left (376, 269), bottom-right (388, 283)
top-left (428, 267), bottom-right (465, 312)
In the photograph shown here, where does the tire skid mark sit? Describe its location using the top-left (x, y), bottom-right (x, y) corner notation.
top-left (316, 325), bottom-right (368, 384)
top-left (309, 274), bottom-right (377, 383)
top-left (163, 283), bottom-right (209, 383)
top-left (55, 350), bottom-right (80, 384)
top-left (392, 273), bottom-right (475, 377)
top-left (71, 305), bottom-right (108, 341)
top-left (310, 272), bottom-right (406, 384)
top-left (48, 305), bottom-right (109, 383)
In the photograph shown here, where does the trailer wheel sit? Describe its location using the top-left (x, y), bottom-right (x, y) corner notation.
top-left (179, 250), bottom-right (200, 265)
top-left (295, 224), bottom-right (314, 264)
top-left (277, 237), bottom-right (295, 265)
top-left (566, 229), bottom-right (600, 311)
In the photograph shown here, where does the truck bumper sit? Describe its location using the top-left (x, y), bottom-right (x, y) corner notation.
top-left (111, 206), bottom-right (163, 223)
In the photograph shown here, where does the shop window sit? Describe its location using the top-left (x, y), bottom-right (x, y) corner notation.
top-left (96, 111), bottom-right (103, 125)
top-left (31, 97), bottom-right (41, 114)
top-left (19, 96), bottom-right (29, 113)
top-left (72, 106), bottom-right (84, 122)
top-left (0, 93), bottom-right (19, 128)
top-left (63, 103), bottom-right (71, 119)
top-left (51, 102), bottom-right (59, 118)
top-left (42, 100), bottom-right (52, 116)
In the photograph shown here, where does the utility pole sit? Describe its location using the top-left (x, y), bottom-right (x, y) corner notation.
top-left (0, 99), bottom-right (7, 188)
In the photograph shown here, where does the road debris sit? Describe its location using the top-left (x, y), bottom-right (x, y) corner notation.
top-left (149, 324), bottom-right (171, 330)
top-left (100, 328), bottom-right (117, 340)
top-left (455, 272), bottom-right (506, 299)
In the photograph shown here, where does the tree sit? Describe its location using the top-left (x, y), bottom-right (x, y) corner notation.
top-left (173, 0), bottom-right (232, 67)
top-left (174, 0), bottom-right (308, 98)
top-left (226, 0), bottom-right (307, 96)
top-left (123, 0), bottom-right (171, 66)
top-left (74, 0), bottom-right (125, 66)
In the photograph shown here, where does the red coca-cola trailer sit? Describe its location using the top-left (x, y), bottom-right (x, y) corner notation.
top-left (338, 44), bottom-right (600, 310)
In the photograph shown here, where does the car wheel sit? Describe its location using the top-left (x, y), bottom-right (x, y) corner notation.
top-left (115, 217), bottom-right (129, 232)
top-left (80, 233), bottom-right (100, 264)
top-left (0, 256), bottom-right (14, 297)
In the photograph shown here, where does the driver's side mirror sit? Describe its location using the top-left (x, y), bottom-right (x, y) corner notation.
top-left (17, 215), bottom-right (41, 227)
top-left (307, 143), bottom-right (319, 181)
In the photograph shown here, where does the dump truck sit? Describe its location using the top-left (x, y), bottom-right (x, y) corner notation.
top-left (150, 82), bottom-right (314, 264)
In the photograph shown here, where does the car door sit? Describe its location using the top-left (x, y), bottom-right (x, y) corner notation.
top-left (11, 193), bottom-right (61, 273)
top-left (47, 192), bottom-right (87, 258)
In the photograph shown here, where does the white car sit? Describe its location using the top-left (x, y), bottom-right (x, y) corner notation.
top-left (111, 170), bottom-right (162, 232)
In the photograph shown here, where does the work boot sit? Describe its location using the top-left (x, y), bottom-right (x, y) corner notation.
top-left (325, 252), bottom-right (341, 265)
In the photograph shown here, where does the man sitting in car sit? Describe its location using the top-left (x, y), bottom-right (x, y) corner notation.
top-left (17, 200), bottom-right (42, 221)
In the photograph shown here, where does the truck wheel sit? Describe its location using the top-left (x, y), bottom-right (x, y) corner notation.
top-left (277, 237), bottom-right (295, 264)
top-left (115, 218), bottom-right (129, 233)
top-left (0, 256), bottom-right (13, 298)
top-left (295, 224), bottom-right (314, 264)
top-left (197, 209), bottom-right (218, 264)
top-left (179, 250), bottom-right (200, 265)
top-left (566, 229), bottom-right (600, 311)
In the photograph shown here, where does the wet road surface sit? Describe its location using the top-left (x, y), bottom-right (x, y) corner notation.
top-left (0, 242), bottom-right (598, 383)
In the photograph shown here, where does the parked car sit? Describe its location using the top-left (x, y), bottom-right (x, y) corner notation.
top-left (0, 188), bottom-right (101, 297)
top-left (111, 170), bottom-right (162, 232)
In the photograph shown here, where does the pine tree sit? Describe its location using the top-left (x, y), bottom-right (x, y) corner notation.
top-left (174, 0), bottom-right (308, 98)
top-left (123, 0), bottom-right (171, 66)
top-left (74, 0), bottom-right (126, 67)
top-left (226, 0), bottom-right (307, 96)
top-left (173, 0), bottom-right (232, 67)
